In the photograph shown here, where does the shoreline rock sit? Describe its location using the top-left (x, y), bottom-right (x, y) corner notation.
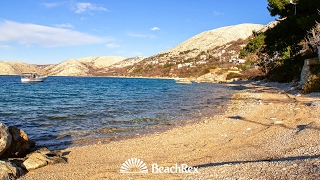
top-left (0, 123), bottom-right (66, 179)
top-left (0, 123), bottom-right (12, 157)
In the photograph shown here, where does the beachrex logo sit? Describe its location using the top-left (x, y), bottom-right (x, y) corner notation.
top-left (120, 158), bottom-right (199, 174)
top-left (120, 158), bottom-right (148, 173)
top-left (151, 163), bottom-right (199, 174)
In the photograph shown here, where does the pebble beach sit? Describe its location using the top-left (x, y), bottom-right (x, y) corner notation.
top-left (19, 81), bottom-right (320, 180)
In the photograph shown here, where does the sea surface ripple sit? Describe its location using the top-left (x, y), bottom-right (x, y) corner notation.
top-left (0, 76), bottom-right (234, 149)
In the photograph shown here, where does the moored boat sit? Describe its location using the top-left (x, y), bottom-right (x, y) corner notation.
top-left (175, 78), bottom-right (192, 84)
top-left (21, 73), bottom-right (48, 83)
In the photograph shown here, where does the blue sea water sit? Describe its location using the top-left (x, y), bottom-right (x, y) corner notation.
top-left (0, 76), bottom-right (234, 150)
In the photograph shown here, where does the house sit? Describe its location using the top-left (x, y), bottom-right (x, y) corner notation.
top-left (237, 59), bottom-right (247, 64)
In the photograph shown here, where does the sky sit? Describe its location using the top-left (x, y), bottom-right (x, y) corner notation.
top-left (0, 0), bottom-right (276, 65)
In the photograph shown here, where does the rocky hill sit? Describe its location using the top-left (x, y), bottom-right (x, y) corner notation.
top-left (0, 23), bottom-right (271, 78)
top-left (165, 23), bottom-right (264, 56)
top-left (0, 61), bottom-right (47, 75)
top-left (114, 23), bottom-right (268, 79)
top-left (44, 56), bottom-right (127, 76)
top-left (0, 56), bottom-right (127, 76)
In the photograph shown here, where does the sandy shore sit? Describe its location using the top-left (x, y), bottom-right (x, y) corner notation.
top-left (19, 81), bottom-right (320, 180)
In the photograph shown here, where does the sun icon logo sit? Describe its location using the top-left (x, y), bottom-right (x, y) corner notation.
top-left (120, 158), bottom-right (148, 173)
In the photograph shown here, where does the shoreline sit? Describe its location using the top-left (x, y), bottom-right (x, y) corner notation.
top-left (19, 80), bottom-right (320, 179)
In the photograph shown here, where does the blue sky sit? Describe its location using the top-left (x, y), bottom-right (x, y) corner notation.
top-left (0, 0), bottom-right (275, 65)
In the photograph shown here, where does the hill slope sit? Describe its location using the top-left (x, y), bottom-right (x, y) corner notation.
top-left (0, 23), bottom-right (269, 78)
top-left (166, 23), bottom-right (264, 55)
top-left (115, 23), bottom-right (267, 78)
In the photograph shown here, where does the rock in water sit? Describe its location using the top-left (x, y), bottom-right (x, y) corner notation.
top-left (0, 123), bottom-right (12, 158)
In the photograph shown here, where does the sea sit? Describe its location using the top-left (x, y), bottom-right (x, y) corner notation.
top-left (0, 76), bottom-right (235, 150)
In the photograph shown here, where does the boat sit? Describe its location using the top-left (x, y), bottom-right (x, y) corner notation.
top-left (21, 73), bottom-right (48, 83)
top-left (175, 78), bottom-right (192, 84)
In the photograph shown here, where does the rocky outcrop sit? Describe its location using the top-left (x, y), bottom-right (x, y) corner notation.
top-left (22, 148), bottom-right (66, 171)
top-left (196, 72), bottom-right (229, 83)
top-left (0, 123), bottom-right (12, 157)
top-left (0, 123), bottom-right (66, 179)
top-left (0, 160), bottom-right (25, 180)
top-left (1, 126), bottom-right (35, 158)
top-left (196, 68), bottom-right (242, 83)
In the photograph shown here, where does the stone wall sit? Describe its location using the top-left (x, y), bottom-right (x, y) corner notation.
top-left (300, 58), bottom-right (320, 86)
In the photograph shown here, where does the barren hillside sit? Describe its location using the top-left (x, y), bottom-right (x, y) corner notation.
top-left (118, 23), bottom-right (268, 78)
top-left (165, 23), bottom-right (264, 55)
top-left (0, 61), bottom-right (47, 75)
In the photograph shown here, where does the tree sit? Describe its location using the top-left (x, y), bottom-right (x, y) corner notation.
top-left (265, 0), bottom-right (320, 56)
top-left (307, 14), bottom-right (320, 59)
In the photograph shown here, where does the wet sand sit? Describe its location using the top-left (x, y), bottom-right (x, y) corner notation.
top-left (19, 81), bottom-right (320, 179)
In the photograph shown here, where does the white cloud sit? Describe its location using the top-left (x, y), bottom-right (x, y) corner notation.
top-left (55, 23), bottom-right (74, 28)
top-left (75, 3), bottom-right (107, 14)
top-left (213, 11), bottom-right (224, 16)
top-left (106, 43), bottom-right (120, 48)
top-left (0, 44), bottom-right (14, 50)
top-left (151, 27), bottom-right (160, 31)
top-left (42, 2), bottom-right (59, 8)
top-left (127, 32), bottom-right (156, 39)
top-left (0, 20), bottom-right (112, 47)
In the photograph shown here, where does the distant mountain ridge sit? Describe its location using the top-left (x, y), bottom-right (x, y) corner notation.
top-left (0, 23), bottom-right (271, 77)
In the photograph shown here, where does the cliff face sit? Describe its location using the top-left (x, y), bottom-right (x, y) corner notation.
top-left (0, 23), bottom-right (271, 77)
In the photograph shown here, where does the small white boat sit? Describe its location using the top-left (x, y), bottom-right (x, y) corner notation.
top-left (175, 78), bottom-right (192, 84)
top-left (21, 73), bottom-right (48, 83)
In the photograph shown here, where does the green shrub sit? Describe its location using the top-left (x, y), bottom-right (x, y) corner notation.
top-left (133, 67), bottom-right (142, 73)
top-left (265, 55), bottom-right (304, 82)
top-left (163, 63), bottom-right (174, 68)
top-left (236, 64), bottom-right (250, 71)
top-left (226, 73), bottom-right (243, 80)
top-left (310, 65), bottom-right (320, 75)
